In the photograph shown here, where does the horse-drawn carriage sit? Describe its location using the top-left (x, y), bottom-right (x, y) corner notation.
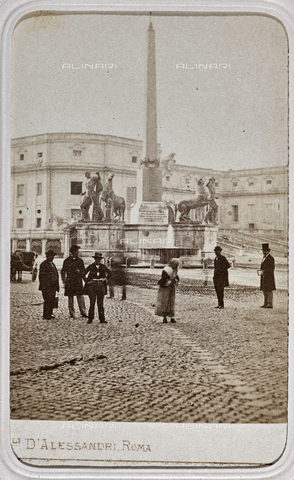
top-left (10, 250), bottom-right (38, 283)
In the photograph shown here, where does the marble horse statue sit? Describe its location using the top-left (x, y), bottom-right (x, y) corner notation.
top-left (177, 177), bottom-right (218, 224)
top-left (101, 173), bottom-right (126, 222)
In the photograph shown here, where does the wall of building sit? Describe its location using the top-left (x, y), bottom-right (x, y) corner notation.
top-left (11, 133), bottom-right (144, 254)
top-left (11, 133), bottom-right (288, 256)
top-left (216, 167), bottom-right (287, 233)
top-left (161, 164), bottom-right (287, 235)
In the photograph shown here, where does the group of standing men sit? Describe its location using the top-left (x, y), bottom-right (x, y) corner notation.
top-left (38, 242), bottom-right (276, 322)
top-left (38, 245), bottom-right (111, 323)
top-left (212, 243), bottom-right (276, 309)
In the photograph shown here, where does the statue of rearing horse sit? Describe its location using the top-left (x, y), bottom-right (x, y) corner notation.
top-left (177, 177), bottom-right (218, 224)
top-left (101, 173), bottom-right (126, 222)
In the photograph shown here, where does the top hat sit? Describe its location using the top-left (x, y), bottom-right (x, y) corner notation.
top-left (214, 246), bottom-right (222, 252)
top-left (92, 252), bottom-right (104, 259)
top-left (70, 245), bottom-right (80, 253)
top-left (262, 243), bottom-right (270, 251)
top-left (45, 249), bottom-right (56, 256)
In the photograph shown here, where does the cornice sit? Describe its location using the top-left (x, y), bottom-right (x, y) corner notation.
top-left (11, 133), bottom-right (143, 148)
top-left (11, 165), bottom-right (138, 177)
top-left (219, 189), bottom-right (287, 197)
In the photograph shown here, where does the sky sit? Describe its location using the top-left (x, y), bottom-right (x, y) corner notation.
top-left (11, 13), bottom-right (288, 170)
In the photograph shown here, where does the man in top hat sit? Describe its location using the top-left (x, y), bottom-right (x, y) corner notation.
top-left (39, 249), bottom-right (60, 320)
top-left (61, 245), bottom-right (88, 318)
top-left (213, 246), bottom-right (231, 309)
top-left (260, 243), bottom-right (276, 308)
top-left (84, 252), bottom-right (111, 324)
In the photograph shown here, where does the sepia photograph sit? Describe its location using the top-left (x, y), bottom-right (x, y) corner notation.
top-left (8, 11), bottom-right (288, 467)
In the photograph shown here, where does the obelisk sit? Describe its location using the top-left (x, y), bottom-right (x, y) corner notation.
top-left (130, 19), bottom-right (167, 224)
top-left (142, 20), bottom-right (162, 201)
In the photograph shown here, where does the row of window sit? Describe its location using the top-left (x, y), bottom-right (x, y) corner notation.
top-left (181, 177), bottom-right (220, 188)
top-left (70, 181), bottom-right (137, 196)
top-left (16, 183), bottom-right (137, 211)
top-left (230, 202), bottom-right (278, 223)
top-left (17, 182), bottom-right (136, 199)
top-left (19, 152), bottom-right (43, 161)
top-left (17, 183), bottom-right (42, 198)
top-left (16, 181), bottom-right (276, 207)
top-left (16, 218), bottom-right (41, 229)
top-left (232, 179), bottom-right (272, 188)
top-left (180, 178), bottom-right (273, 189)
top-left (19, 151), bottom-right (138, 164)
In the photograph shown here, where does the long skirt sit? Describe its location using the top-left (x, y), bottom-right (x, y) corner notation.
top-left (155, 285), bottom-right (176, 317)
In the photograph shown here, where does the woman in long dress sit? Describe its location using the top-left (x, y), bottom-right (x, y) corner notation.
top-left (155, 258), bottom-right (180, 323)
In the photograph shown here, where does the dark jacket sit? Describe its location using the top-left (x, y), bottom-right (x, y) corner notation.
top-left (158, 270), bottom-right (179, 288)
top-left (213, 254), bottom-right (231, 287)
top-left (61, 255), bottom-right (85, 296)
top-left (109, 261), bottom-right (127, 287)
top-left (84, 262), bottom-right (111, 296)
top-left (260, 253), bottom-right (276, 292)
top-left (39, 259), bottom-right (59, 293)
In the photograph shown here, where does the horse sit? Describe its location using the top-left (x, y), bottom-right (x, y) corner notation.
top-left (11, 251), bottom-right (23, 282)
top-left (177, 197), bottom-right (218, 224)
top-left (177, 197), bottom-right (209, 222)
top-left (112, 195), bottom-right (126, 221)
top-left (10, 251), bottom-right (38, 282)
top-left (176, 177), bottom-right (218, 224)
top-left (101, 173), bottom-right (126, 221)
top-left (101, 173), bottom-right (115, 202)
top-left (177, 178), bottom-right (209, 222)
top-left (102, 193), bottom-right (126, 221)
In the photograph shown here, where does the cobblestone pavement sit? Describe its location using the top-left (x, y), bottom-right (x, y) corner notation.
top-left (10, 269), bottom-right (288, 423)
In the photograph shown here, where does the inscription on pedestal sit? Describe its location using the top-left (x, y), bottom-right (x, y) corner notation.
top-left (138, 203), bottom-right (168, 224)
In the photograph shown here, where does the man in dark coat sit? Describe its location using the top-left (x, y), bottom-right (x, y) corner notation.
top-left (260, 243), bottom-right (276, 308)
top-left (39, 249), bottom-right (60, 320)
top-left (84, 252), bottom-right (111, 324)
top-left (61, 245), bottom-right (88, 318)
top-left (213, 246), bottom-right (231, 309)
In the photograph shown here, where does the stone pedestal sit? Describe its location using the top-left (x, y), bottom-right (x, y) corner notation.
top-left (65, 222), bottom-right (217, 266)
top-left (130, 165), bottom-right (165, 224)
top-left (66, 223), bottom-right (125, 261)
top-left (172, 224), bottom-right (218, 265)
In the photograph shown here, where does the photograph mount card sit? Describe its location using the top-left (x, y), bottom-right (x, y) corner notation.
top-left (1, 0), bottom-right (294, 478)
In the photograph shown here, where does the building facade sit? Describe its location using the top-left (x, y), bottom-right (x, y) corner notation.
top-left (11, 133), bottom-right (288, 256)
top-left (161, 163), bottom-right (287, 236)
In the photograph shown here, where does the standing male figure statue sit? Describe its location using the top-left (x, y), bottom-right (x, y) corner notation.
top-left (204, 177), bottom-right (218, 225)
top-left (80, 171), bottom-right (104, 222)
top-left (93, 172), bottom-right (104, 222)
